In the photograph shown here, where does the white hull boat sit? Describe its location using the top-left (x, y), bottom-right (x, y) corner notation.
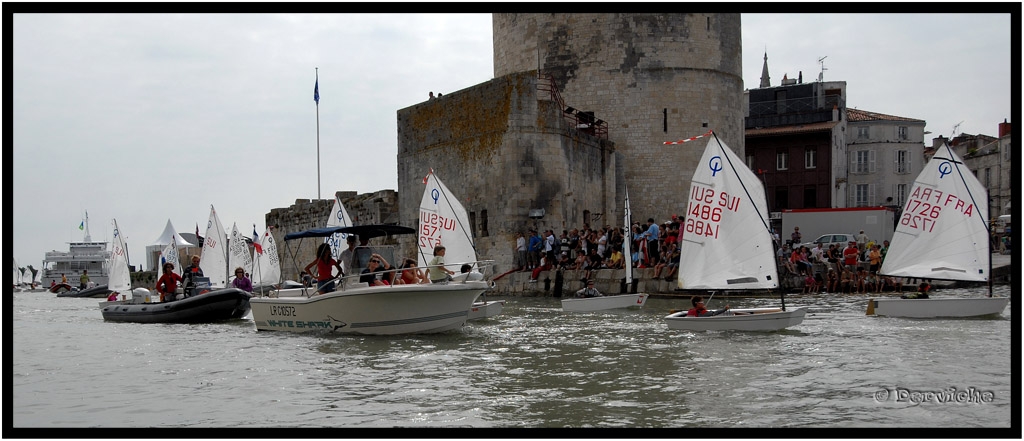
top-left (468, 299), bottom-right (505, 320)
top-left (664, 132), bottom-right (804, 331)
top-left (250, 280), bottom-right (489, 335)
top-left (665, 307), bottom-right (807, 332)
top-left (420, 170), bottom-right (505, 320)
top-left (561, 293), bottom-right (648, 312)
top-left (868, 297), bottom-right (1009, 318)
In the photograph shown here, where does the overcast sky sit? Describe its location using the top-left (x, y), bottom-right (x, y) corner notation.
top-left (10, 11), bottom-right (1013, 272)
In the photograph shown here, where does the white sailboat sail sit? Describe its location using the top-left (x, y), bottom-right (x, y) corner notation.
top-left (227, 222), bottom-right (253, 279)
top-left (418, 170), bottom-right (475, 271)
top-left (623, 187), bottom-right (633, 286)
top-left (108, 218), bottom-right (132, 292)
top-left (676, 135), bottom-right (778, 290)
top-left (325, 195), bottom-right (354, 260)
top-left (251, 225), bottom-right (281, 287)
top-left (200, 204), bottom-right (229, 288)
top-left (879, 144), bottom-right (990, 282)
top-left (160, 241), bottom-right (181, 277)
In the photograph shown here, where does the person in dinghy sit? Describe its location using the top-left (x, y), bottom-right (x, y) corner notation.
top-left (686, 295), bottom-right (731, 317)
top-left (574, 279), bottom-right (603, 298)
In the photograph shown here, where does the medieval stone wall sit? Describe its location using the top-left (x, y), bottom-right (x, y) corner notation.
top-left (396, 72), bottom-right (615, 271)
top-left (266, 190), bottom-right (399, 281)
top-left (492, 13), bottom-right (745, 221)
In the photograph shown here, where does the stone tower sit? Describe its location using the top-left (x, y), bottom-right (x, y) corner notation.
top-left (492, 13), bottom-right (745, 219)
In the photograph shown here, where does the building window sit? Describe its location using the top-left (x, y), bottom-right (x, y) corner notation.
top-left (804, 147), bottom-right (816, 169)
top-left (855, 184), bottom-right (872, 207)
top-left (857, 126), bottom-right (869, 139)
top-left (898, 126), bottom-right (908, 140)
top-left (853, 150), bottom-right (874, 174)
top-left (895, 150), bottom-right (910, 174)
top-left (480, 209), bottom-right (489, 237)
top-left (803, 186), bottom-right (817, 208)
top-left (469, 212), bottom-right (477, 238)
top-left (895, 183), bottom-right (907, 207)
top-left (774, 187), bottom-right (789, 211)
top-left (776, 151), bottom-right (788, 170)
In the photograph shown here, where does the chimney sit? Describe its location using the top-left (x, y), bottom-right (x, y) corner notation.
top-left (998, 119), bottom-right (1011, 137)
top-left (798, 71), bottom-right (803, 84)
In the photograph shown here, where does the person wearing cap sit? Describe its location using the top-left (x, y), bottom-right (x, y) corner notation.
top-left (155, 262), bottom-right (183, 302)
top-left (574, 280), bottom-right (603, 298)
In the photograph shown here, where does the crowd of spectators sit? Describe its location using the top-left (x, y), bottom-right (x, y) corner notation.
top-left (515, 215), bottom-right (683, 282)
top-left (512, 216), bottom-right (910, 294)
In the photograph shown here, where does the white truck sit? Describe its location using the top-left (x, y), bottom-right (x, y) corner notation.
top-left (781, 207), bottom-right (896, 248)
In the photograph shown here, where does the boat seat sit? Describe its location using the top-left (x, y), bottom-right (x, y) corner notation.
top-left (348, 282), bottom-right (370, 289)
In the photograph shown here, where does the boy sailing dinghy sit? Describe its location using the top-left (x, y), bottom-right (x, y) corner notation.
top-left (420, 169), bottom-right (503, 320)
top-left (561, 187), bottom-right (648, 312)
top-left (868, 142), bottom-right (1009, 318)
top-left (664, 131), bottom-right (805, 331)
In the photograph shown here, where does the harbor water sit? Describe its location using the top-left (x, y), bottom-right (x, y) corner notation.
top-left (10, 285), bottom-right (1015, 435)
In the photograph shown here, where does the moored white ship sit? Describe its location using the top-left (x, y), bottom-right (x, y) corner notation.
top-left (42, 212), bottom-right (110, 287)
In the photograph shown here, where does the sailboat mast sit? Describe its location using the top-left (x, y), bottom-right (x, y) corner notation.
top-left (623, 186), bottom-right (633, 287)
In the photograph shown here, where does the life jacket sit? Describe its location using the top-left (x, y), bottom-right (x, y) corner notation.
top-left (687, 306), bottom-right (708, 317)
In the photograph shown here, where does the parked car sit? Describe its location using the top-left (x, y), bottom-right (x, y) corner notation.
top-left (800, 233), bottom-right (857, 251)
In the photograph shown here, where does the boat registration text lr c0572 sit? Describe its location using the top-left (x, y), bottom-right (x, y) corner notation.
top-left (270, 305), bottom-right (296, 316)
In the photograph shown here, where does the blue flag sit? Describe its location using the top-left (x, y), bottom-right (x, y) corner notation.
top-left (79, 221), bottom-right (84, 230)
top-left (313, 78), bottom-right (319, 104)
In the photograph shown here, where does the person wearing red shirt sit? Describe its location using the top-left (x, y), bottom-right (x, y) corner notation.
top-left (842, 241), bottom-right (860, 270)
top-left (686, 295), bottom-right (730, 317)
top-left (155, 262), bottom-right (183, 302)
top-left (304, 243), bottom-right (344, 294)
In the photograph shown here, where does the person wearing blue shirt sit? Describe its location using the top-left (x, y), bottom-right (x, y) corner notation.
top-left (527, 229), bottom-right (542, 270)
top-left (643, 218), bottom-right (660, 265)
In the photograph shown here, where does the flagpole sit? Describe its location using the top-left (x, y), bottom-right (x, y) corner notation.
top-left (314, 67), bottom-right (321, 200)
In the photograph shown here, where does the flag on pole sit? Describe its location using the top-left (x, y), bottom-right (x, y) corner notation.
top-left (253, 225), bottom-right (263, 255)
top-left (79, 221), bottom-right (84, 230)
top-left (313, 77), bottom-right (319, 104)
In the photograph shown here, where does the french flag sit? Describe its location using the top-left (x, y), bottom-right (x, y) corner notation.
top-left (253, 225), bottom-right (263, 254)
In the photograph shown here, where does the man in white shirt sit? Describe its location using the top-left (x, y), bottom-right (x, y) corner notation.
top-left (810, 242), bottom-right (825, 263)
top-left (337, 235), bottom-right (357, 277)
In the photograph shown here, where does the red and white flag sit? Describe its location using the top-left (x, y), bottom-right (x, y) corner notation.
top-left (663, 130), bottom-right (713, 145)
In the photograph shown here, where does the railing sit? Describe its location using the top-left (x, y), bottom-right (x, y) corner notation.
top-left (253, 260), bottom-right (496, 298)
top-left (536, 72), bottom-right (609, 139)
